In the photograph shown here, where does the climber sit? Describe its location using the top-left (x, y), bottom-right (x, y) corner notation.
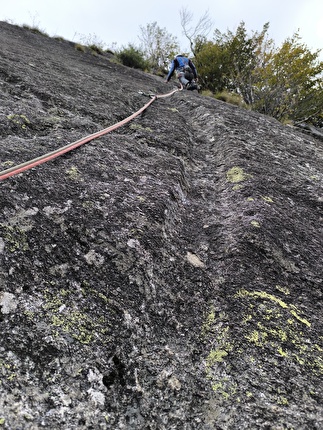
top-left (165, 54), bottom-right (198, 90)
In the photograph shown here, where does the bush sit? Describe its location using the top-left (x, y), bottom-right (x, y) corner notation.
top-left (88, 44), bottom-right (105, 56)
top-left (75, 43), bottom-right (86, 53)
top-left (214, 91), bottom-right (246, 107)
top-left (116, 45), bottom-right (148, 70)
top-left (22, 24), bottom-right (48, 37)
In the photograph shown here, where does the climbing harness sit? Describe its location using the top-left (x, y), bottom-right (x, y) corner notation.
top-left (0, 84), bottom-right (182, 181)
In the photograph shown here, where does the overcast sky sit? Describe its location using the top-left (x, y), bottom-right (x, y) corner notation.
top-left (1, 0), bottom-right (322, 57)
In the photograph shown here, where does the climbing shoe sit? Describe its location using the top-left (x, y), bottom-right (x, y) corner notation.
top-left (186, 81), bottom-right (198, 91)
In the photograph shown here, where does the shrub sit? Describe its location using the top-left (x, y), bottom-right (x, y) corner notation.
top-left (22, 24), bottom-right (48, 37)
top-left (75, 43), bottom-right (86, 53)
top-left (116, 45), bottom-right (148, 70)
top-left (214, 91), bottom-right (246, 107)
top-left (88, 44), bottom-right (105, 56)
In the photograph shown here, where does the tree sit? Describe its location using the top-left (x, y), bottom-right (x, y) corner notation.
top-left (194, 22), bottom-right (272, 100)
top-left (252, 33), bottom-right (323, 124)
top-left (194, 22), bottom-right (323, 126)
top-left (139, 22), bottom-right (180, 74)
top-left (180, 7), bottom-right (213, 56)
top-left (215, 22), bottom-right (272, 104)
top-left (193, 37), bottom-right (229, 92)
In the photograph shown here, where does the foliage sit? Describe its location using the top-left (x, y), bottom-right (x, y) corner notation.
top-left (75, 32), bottom-right (106, 51)
top-left (139, 22), bottom-right (180, 74)
top-left (194, 22), bottom-right (323, 125)
top-left (195, 22), bottom-right (272, 102)
top-left (252, 33), bottom-right (323, 124)
top-left (194, 36), bottom-right (229, 92)
top-left (88, 44), bottom-right (105, 55)
top-left (214, 91), bottom-right (246, 107)
top-left (22, 24), bottom-right (48, 37)
top-left (75, 43), bottom-right (86, 53)
top-left (116, 44), bottom-right (148, 70)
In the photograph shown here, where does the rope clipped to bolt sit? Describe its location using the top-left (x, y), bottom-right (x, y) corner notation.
top-left (0, 84), bottom-right (183, 181)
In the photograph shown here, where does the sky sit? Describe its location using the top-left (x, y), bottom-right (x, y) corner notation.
top-left (1, 0), bottom-right (323, 57)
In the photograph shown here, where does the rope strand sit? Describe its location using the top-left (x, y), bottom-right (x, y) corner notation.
top-left (0, 84), bottom-right (182, 181)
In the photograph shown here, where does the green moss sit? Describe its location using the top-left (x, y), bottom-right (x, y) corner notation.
top-left (202, 310), bottom-right (237, 398)
top-left (226, 166), bottom-right (252, 183)
top-left (236, 289), bottom-right (311, 328)
top-left (59, 289), bottom-right (69, 297)
top-left (51, 312), bottom-right (94, 344)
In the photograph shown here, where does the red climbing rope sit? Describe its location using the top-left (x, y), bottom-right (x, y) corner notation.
top-left (0, 84), bottom-right (182, 181)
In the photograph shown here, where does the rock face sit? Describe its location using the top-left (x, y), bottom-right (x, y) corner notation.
top-left (0, 21), bottom-right (323, 429)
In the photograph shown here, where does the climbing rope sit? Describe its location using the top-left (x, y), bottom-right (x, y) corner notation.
top-left (0, 84), bottom-right (183, 181)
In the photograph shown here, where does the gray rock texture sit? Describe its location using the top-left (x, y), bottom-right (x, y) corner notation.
top-left (0, 21), bottom-right (323, 429)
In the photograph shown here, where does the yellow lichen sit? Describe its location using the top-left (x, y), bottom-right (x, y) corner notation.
top-left (42, 287), bottom-right (111, 345)
top-left (277, 347), bottom-right (288, 357)
top-left (232, 184), bottom-right (243, 191)
top-left (290, 309), bottom-right (311, 327)
top-left (277, 396), bottom-right (289, 405)
top-left (226, 166), bottom-right (252, 183)
top-left (275, 285), bottom-right (290, 295)
top-left (206, 349), bottom-right (228, 366)
top-left (235, 289), bottom-right (288, 309)
top-left (261, 196), bottom-right (274, 203)
top-left (202, 307), bottom-right (216, 336)
top-left (234, 287), bottom-right (323, 375)
top-left (66, 166), bottom-right (81, 180)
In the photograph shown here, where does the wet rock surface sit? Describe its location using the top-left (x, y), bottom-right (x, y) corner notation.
top-left (0, 21), bottom-right (323, 429)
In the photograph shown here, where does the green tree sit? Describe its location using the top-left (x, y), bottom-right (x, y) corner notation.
top-left (194, 37), bottom-right (229, 92)
top-left (215, 22), bottom-right (272, 104)
top-left (194, 22), bottom-right (272, 101)
top-left (252, 33), bottom-right (323, 124)
top-left (195, 22), bottom-right (323, 125)
top-left (139, 22), bottom-right (180, 74)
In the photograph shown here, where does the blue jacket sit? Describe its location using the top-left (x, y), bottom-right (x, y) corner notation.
top-left (166, 55), bottom-right (198, 82)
